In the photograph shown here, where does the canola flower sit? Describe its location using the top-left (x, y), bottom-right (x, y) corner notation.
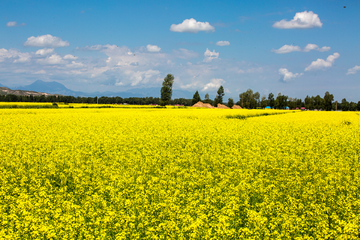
top-left (0, 102), bottom-right (170, 109)
top-left (57, 103), bottom-right (165, 109)
top-left (0, 102), bottom-right (55, 108)
top-left (0, 108), bottom-right (359, 239)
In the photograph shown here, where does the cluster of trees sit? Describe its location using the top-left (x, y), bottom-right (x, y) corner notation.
top-left (0, 94), bottom-right (194, 106)
top-left (191, 86), bottom-right (227, 106)
top-left (191, 86), bottom-right (360, 111)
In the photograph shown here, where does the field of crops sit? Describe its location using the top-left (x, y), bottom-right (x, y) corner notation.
top-left (0, 102), bottom-right (56, 109)
top-left (1, 107), bottom-right (359, 239)
top-left (0, 102), bottom-right (166, 109)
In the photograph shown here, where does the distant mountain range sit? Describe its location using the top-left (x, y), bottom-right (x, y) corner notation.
top-left (12, 80), bottom-right (195, 99)
top-left (0, 86), bottom-right (56, 97)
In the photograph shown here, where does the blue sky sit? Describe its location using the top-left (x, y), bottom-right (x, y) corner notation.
top-left (1, 0), bottom-right (359, 101)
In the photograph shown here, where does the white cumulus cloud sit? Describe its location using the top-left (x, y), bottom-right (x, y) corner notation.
top-left (0, 48), bottom-right (13, 62)
top-left (303, 44), bottom-right (330, 52)
top-left (202, 78), bottom-right (225, 91)
top-left (170, 18), bottom-right (215, 33)
top-left (318, 46), bottom-right (331, 52)
top-left (272, 45), bottom-right (301, 54)
top-left (216, 41), bottom-right (230, 46)
top-left (6, 21), bottom-right (25, 27)
top-left (0, 48), bottom-right (31, 63)
top-left (63, 54), bottom-right (78, 60)
top-left (180, 81), bottom-right (200, 89)
top-left (146, 44), bottom-right (161, 52)
top-left (13, 52), bottom-right (31, 63)
top-left (303, 44), bottom-right (318, 52)
top-left (279, 68), bottom-right (303, 82)
top-left (305, 52), bottom-right (340, 71)
top-left (124, 69), bottom-right (161, 86)
top-left (35, 48), bottom-right (55, 55)
top-left (273, 11), bottom-right (323, 29)
top-left (346, 65), bottom-right (360, 75)
top-left (272, 44), bottom-right (331, 54)
top-left (24, 34), bottom-right (70, 48)
top-left (66, 61), bottom-right (84, 68)
top-left (6, 21), bottom-right (17, 27)
top-left (203, 48), bottom-right (219, 62)
top-left (37, 54), bottom-right (66, 65)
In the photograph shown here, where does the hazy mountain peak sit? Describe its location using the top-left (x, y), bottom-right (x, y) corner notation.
top-left (14, 80), bottom-right (194, 98)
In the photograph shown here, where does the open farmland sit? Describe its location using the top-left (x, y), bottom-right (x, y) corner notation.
top-left (0, 108), bottom-right (360, 239)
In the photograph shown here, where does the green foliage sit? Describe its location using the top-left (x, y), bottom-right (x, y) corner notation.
top-left (215, 85), bottom-right (224, 104)
top-left (213, 97), bottom-right (219, 107)
top-left (160, 74), bottom-right (174, 106)
top-left (227, 98), bottom-right (234, 108)
top-left (239, 89), bottom-right (259, 109)
top-left (323, 91), bottom-right (334, 111)
top-left (205, 93), bottom-right (209, 100)
top-left (268, 93), bottom-right (275, 109)
top-left (226, 111), bottom-right (288, 120)
top-left (260, 96), bottom-right (267, 109)
top-left (275, 93), bottom-right (288, 109)
top-left (204, 93), bottom-right (213, 105)
top-left (341, 98), bottom-right (349, 111)
top-left (349, 101), bottom-right (357, 111)
top-left (192, 91), bottom-right (201, 105)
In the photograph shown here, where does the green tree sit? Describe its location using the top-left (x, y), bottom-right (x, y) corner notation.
top-left (192, 91), bottom-right (201, 105)
top-left (213, 97), bottom-right (219, 107)
top-left (204, 93), bottom-right (214, 105)
top-left (215, 85), bottom-right (225, 105)
top-left (254, 92), bottom-right (260, 108)
top-left (313, 95), bottom-right (324, 110)
top-left (304, 95), bottom-right (314, 110)
top-left (275, 93), bottom-right (288, 109)
top-left (341, 98), bottom-right (349, 111)
top-left (268, 93), bottom-right (275, 109)
top-left (287, 97), bottom-right (296, 109)
top-left (260, 96), bottom-right (267, 108)
top-left (349, 101), bottom-right (357, 111)
top-left (238, 89), bottom-right (258, 109)
top-left (332, 101), bottom-right (338, 111)
top-left (296, 98), bottom-right (303, 108)
top-left (204, 93), bottom-right (212, 104)
top-left (357, 101), bottom-right (360, 111)
top-left (205, 93), bottom-right (209, 101)
top-left (227, 98), bottom-right (234, 108)
top-left (323, 91), bottom-right (334, 111)
top-left (160, 74), bottom-right (174, 106)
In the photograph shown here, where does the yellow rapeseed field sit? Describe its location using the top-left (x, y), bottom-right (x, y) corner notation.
top-left (0, 107), bottom-right (359, 239)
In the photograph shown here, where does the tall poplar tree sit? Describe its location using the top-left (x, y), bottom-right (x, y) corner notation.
top-left (160, 74), bottom-right (174, 106)
top-left (215, 85), bottom-right (224, 104)
top-left (323, 91), bottom-right (334, 111)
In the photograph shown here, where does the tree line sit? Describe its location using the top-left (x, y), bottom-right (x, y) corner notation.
top-left (0, 94), bottom-right (195, 106)
top-left (1, 86), bottom-right (359, 111)
top-left (191, 86), bottom-right (360, 111)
